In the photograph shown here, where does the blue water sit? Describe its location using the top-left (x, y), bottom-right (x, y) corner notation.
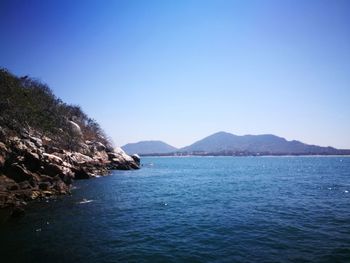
top-left (1, 157), bottom-right (350, 262)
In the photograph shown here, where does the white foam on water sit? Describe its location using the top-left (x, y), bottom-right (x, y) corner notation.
top-left (78, 199), bottom-right (94, 204)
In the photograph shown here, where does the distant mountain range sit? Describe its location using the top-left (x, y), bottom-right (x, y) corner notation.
top-left (122, 132), bottom-right (350, 156)
top-left (122, 140), bottom-right (178, 155)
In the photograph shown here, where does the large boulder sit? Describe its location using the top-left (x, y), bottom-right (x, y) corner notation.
top-left (113, 147), bottom-right (135, 162)
top-left (23, 151), bottom-right (41, 172)
top-left (131, 154), bottom-right (140, 166)
top-left (68, 121), bottom-right (82, 136)
top-left (68, 152), bottom-right (93, 165)
top-left (107, 148), bottom-right (140, 170)
top-left (95, 142), bottom-right (106, 152)
top-left (43, 153), bottom-right (63, 165)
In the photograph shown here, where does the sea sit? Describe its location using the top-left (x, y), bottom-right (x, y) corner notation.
top-left (1, 156), bottom-right (350, 263)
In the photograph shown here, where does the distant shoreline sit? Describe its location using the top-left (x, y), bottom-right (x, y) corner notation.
top-left (140, 154), bottom-right (350, 158)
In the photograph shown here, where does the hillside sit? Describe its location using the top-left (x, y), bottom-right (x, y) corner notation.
top-left (122, 141), bottom-right (178, 155)
top-left (180, 131), bottom-right (350, 155)
top-left (126, 131), bottom-right (350, 156)
top-left (0, 68), bottom-right (140, 213)
top-left (0, 68), bottom-right (111, 151)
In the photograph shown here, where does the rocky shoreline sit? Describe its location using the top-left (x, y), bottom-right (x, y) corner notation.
top-left (0, 129), bottom-right (140, 217)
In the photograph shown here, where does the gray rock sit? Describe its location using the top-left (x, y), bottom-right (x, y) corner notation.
top-left (68, 120), bottom-right (82, 136)
top-left (29, 136), bottom-right (43, 147)
top-left (131, 154), bottom-right (140, 165)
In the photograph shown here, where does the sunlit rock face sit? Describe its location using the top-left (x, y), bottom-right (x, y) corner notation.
top-left (0, 130), bottom-right (140, 213)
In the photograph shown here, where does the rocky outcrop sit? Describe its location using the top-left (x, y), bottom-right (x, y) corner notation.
top-left (0, 69), bottom-right (141, 218)
top-left (0, 131), bottom-right (140, 214)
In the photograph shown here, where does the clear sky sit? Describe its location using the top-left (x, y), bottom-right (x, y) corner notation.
top-left (1, 0), bottom-right (349, 148)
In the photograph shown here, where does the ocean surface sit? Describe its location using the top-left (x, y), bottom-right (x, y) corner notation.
top-left (1, 156), bottom-right (350, 263)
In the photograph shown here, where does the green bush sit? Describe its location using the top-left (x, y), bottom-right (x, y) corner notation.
top-left (0, 68), bottom-right (111, 150)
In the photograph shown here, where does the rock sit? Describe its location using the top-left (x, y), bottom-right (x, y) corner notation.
top-left (43, 153), bottom-right (63, 165)
top-left (0, 155), bottom-right (5, 168)
top-left (6, 164), bottom-right (33, 183)
top-left (43, 163), bottom-right (65, 177)
top-left (39, 175), bottom-right (54, 183)
top-left (131, 154), bottom-right (140, 165)
top-left (42, 136), bottom-right (52, 145)
top-left (61, 173), bottom-right (73, 185)
top-left (53, 180), bottom-right (69, 194)
top-left (107, 148), bottom-right (140, 170)
top-left (42, 190), bottom-right (54, 196)
top-left (68, 152), bottom-right (93, 165)
top-left (23, 151), bottom-right (41, 172)
top-left (0, 130), bottom-right (140, 211)
top-left (39, 182), bottom-right (51, 190)
top-left (79, 143), bottom-right (90, 155)
top-left (95, 142), bottom-right (106, 151)
top-left (18, 181), bottom-right (32, 190)
top-left (29, 136), bottom-right (43, 147)
top-left (73, 167), bottom-right (92, 179)
top-left (30, 190), bottom-right (41, 200)
top-left (22, 139), bottom-right (37, 152)
top-left (0, 126), bottom-right (6, 141)
top-left (0, 175), bottom-right (19, 191)
top-left (0, 142), bottom-right (8, 168)
top-left (47, 151), bottom-right (68, 162)
top-left (9, 137), bottom-right (27, 152)
top-left (41, 159), bottom-right (72, 180)
top-left (113, 147), bottom-right (135, 162)
top-left (130, 162), bottom-right (140, 169)
top-left (68, 121), bottom-right (82, 136)
top-left (93, 151), bottom-right (109, 164)
top-left (8, 183), bottom-right (20, 191)
top-left (0, 191), bottom-right (17, 208)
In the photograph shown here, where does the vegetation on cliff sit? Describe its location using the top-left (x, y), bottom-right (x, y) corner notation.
top-left (0, 68), bottom-right (110, 151)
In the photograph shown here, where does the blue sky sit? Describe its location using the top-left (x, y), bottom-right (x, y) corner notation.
top-left (1, 0), bottom-right (350, 148)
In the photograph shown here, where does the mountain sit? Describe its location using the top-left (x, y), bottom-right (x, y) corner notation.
top-left (180, 131), bottom-right (350, 155)
top-left (122, 141), bottom-right (178, 155)
top-left (122, 132), bottom-right (350, 156)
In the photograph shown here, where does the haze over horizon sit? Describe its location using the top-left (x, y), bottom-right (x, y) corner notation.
top-left (1, 0), bottom-right (350, 149)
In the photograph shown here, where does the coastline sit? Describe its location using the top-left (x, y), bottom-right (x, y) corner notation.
top-left (0, 131), bottom-right (140, 217)
top-left (139, 154), bottom-right (350, 158)
top-left (0, 69), bottom-right (141, 217)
